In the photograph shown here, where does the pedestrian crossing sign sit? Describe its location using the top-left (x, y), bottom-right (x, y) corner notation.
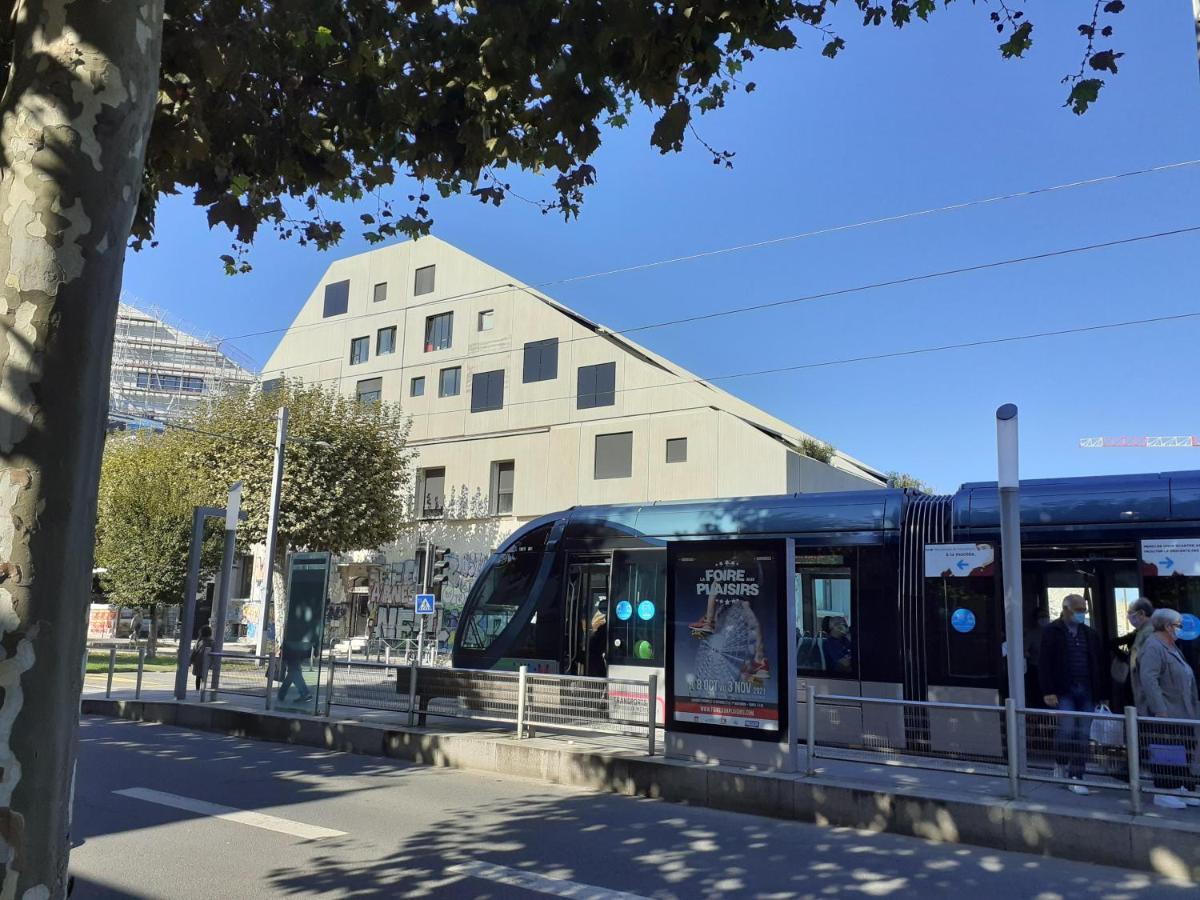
top-left (415, 593), bottom-right (436, 615)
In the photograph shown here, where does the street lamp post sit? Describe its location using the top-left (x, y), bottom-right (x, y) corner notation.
top-left (210, 482), bottom-right (243, 691)
top-left (996, 404), bottom-right (1025, 712)
top-left (255, 407), bottom-right (288, 658)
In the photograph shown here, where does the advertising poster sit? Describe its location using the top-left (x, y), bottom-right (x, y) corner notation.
top-left (924, 543), bottom-right (995, 578)
top-left (667, 541), bottom-right (786, 739)
top-left (1141, 539), bottom-right (1200, 577)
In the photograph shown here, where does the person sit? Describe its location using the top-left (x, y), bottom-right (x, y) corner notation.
top-left (189, 625), bottom-right (213, 691)
top-left (1136, 608), bottom-right (1200, 810)
top-left (822, 616), bottom-right (853, 675)
top-left (586, 609), bottom-right (608, 678)
top-left (1038, 593), bottom-right (1108, 794)
top-left (276, 639), bottom-right (313, 703)
top-left (689, 578), bottom-right (769, 683)
top-left (129, 610), bottom-right (143, 644)
top-left (1119, 598), bottom-right (1155, 709)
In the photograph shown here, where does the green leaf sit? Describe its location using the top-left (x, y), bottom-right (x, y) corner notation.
top-left (650, 100), bottom-right (690, 154)
top-left (314, 26), bottom-right (334, 48)
top-left (1103, 1), bottom-right (1125, 13)
top-left (822, 37), bottom-right (846, 59)
top-left (1066, 78), bottom-right (1104, 115)
top-left (999, 21), bottom-right (1033, 59)
top-left (1088, 50), bottom-right (1124, 75)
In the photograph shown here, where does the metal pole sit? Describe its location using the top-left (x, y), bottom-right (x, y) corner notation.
top-left (806, 687), bottom-right (817, 776)
top-left (265, 655), bottom-right (275, 711)
top-left (324, 662), bottom-right (335, 717)
top-left (256, 407), bottom-right (289, 659)
top-left (1126, 705), bottom-right (1141, 815)
top-left (175, 506), bottom-right (208, 700)
top-left (106, 647), bottom-right (116, 698)
top-left (516, 665), bottom-right (528, 740)
top-left (996, 404), bottom-right (1027, 713)
top-left (647, 673), bottom-right (658, 756)
top-left (1005, 698), bottom-right (1021, 799)
top-left (385, 645), bottom-right (391, 666)
top-left (210, 482), bottom-right (243, 692)
top-left (135, 647), bottom-right (146, 700)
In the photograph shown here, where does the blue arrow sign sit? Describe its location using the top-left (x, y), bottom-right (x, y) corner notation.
top-left (955, 559), bottom-right (970, 572)
top-left (415, 593), bottom-right (436, 615)
top-left (1160, 557), bottom-right (1175, 570)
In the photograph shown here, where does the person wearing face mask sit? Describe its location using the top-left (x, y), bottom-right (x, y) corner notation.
top-left (1136, 608), bottom-right (1200, 809)
top-left (1039, 593), bottom-right (1108, 793)
top-left (1115, 598), bottom-right (1155, 710)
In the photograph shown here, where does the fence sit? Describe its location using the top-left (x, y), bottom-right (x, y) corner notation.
top-left (202, 652), bottom-right (274, 708)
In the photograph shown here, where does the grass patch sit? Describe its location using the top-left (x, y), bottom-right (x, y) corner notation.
top-left (86, 652), bottom-right (177, 674)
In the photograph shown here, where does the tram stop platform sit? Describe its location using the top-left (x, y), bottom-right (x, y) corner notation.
top-left (81, 690), bottom-right (1200, 883)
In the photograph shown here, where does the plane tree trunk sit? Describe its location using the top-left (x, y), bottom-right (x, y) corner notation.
top-left (0, 1), bottom-right (164, 894)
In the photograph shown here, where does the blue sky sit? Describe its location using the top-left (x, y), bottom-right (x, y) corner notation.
top-left (122, 4), bottom-right (1200, 493)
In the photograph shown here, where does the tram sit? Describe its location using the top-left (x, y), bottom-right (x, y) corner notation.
top-left (452, 470), bottom-right (1200, 725)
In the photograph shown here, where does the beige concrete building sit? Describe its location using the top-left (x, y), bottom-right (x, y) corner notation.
top-left (261, 237), bottom-right (885, 644)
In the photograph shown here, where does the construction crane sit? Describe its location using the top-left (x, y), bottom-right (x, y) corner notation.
top-left (1079, 436), bottom-right (1200, 448)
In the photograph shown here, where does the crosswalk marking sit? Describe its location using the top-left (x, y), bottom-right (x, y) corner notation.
top-left (113, 787), bottom-right (346, 840)
top-left (446, 860), bottom-right (651, 899)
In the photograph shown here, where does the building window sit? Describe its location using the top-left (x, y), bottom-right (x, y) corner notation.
top-left (410, 376), bottom-right (425, 397)
top-left (594, 431), bottom-right (633, 480)
top-left (373, 282), bottom-right (388, 303)
top-left (666, 437), bottom-right (688, 463)
top-left (356, 377), bottom-right (382, 405)
top-left (135, 372), bottom-right (205, 393)
top-left (491, 461), bottom-right (515, 515)
top-left (261, 378), bottom-right (282, 396)
top-left (577, 362), bottom-right (616, 409)
top-left (523, 338), bottom-right (558, 384)
top-left (323, 280), bottom-right (350, 317)
top-left (414, 265), bottom-right (436, 296)
top-left (424, 311), bottom-right (453, 351)
top-left (377, 326), bottom-right (397, 355)
top-left (478, 309), bottom-right (494, 331)
top-left (470, 369), bottom-right (505, 413)
top-left (349, 336), bottom-right (369, 365)
top-left (439, 366), bottom-right (461, 397)
top-left (418, 467), bottom-right (445, 518)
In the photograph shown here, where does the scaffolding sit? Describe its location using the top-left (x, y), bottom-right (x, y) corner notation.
top-left (108, 296), bottom-right (256, 429)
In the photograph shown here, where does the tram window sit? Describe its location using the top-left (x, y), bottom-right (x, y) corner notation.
top-left (457, 527), bottom-right (549, 652)
top-left (795, 551), bottom-right (854, 677)
top-left (607, 550), bottom-right (666, 667)
top-left (927, 577), bottom-right (995, 680)
top-left (1142, 574), bottom-right (1200, 676)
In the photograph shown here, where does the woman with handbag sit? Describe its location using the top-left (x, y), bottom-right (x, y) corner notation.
top-left (1137, 608), bottom-right (1200, 809)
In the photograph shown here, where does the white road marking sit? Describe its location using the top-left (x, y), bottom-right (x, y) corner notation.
top-left (113, 787), bottom-right (345, 840)
top-left (445, 860), bottom-right (651, 899)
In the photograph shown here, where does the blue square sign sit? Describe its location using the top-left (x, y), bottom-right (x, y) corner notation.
top-left (415, 593), bottom-right (436, 615)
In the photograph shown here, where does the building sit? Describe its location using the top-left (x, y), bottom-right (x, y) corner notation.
top-left (108, 300), bottom-right (256, 430)
top-left (260, 237), bottom-right (886, 646)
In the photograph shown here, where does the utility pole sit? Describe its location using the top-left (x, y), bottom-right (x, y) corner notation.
top-left (255, 407), bottom-right (288, 658)
top-left (417, 538), bottom-right (431, 665)
top-left (210, 482), bottom-right (242, 691)
top-left (996, 404), bottom-right (1025, 712)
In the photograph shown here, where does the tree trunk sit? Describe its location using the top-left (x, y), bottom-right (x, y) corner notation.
top-left (147, 603), bottom-right (159, 660)
top-left (0, 2), bottom-right (164, 895)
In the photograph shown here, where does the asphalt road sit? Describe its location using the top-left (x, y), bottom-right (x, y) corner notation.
top-left (70, 716), bottom-right (1194, 899)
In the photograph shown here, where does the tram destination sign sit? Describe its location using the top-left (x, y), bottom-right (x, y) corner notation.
top-left (1141, 540), bottom-right (1200, 577)
top-left (666, 540), bottom-right (788, 741)
top-left (924, 543), bottom-right (995, 578)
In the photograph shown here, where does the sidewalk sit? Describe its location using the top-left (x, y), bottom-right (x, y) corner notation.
top-left (82, 677), bottom-right (1200, 882)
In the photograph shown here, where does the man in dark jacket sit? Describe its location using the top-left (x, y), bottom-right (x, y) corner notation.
top-left (1038, 593), bottom-right (1108, 793)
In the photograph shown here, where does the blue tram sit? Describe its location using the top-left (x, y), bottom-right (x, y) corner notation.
top-left (452, 470), bottom-right (1200, 715)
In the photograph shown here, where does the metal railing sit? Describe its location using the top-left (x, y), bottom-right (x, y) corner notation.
top-left (202, 652), bottom-right (275, 708)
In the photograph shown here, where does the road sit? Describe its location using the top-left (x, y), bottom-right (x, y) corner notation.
top-left (71, 716), bottom-right (1193, 899)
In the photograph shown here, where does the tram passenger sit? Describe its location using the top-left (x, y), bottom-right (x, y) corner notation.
top-left (822, 616), bottom-right (853, 676)
top-left (1039, 593), bottom-right (1108, 794)
top-left (1136, 608), bottom-right (1200, 810)
top-left (587, 609), bottom-right (608, 678)
top-left (1113, 598), bottom-right (1155, 709)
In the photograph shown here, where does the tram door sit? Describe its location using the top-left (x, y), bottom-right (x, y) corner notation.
top-left (564, 559), bottom-right (611, 677)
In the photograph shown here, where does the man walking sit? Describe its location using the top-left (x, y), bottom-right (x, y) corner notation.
top-left (1039, 593), bottom-right (1108, 794)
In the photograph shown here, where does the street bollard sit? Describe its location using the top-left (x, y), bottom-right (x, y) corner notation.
top-left (385, 645), bottom-right (391, 666)
top-left (265, 655), bottom-right (275, 711)
top-left (516, 665), bottom-right (528, 740)
top-left (1126, 705), bottom-right (1141, 816)
top-left (805, 686), bottom-right (817, 776)
top-left (135, 647), bottom-right (146, 700)
top-left (106, 647), bottom-right (117, 698)
top-left (1005, 699), bottom-right (1021, 799)
top-left (647, 673), bottom-right (658, 756)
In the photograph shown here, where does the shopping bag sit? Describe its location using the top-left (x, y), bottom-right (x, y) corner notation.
top-left (1148, 743), bottom-right (1188, 768)
top-left (1089, 703), bottom-right (1124, 748)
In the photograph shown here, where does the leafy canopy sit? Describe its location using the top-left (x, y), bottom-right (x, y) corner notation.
top-left (87, 0), bottom-right (1127, 271)
top-left (185, 381), bottom-right (415, 556)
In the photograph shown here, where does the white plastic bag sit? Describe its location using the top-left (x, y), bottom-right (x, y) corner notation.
top-left (1090, 702), bottom-right (1124, 748)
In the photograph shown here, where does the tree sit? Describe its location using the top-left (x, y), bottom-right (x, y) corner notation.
top-left (95, 430), bottom-right (223, 658)
top-left (185, 382), bottom-right (415, 643)
top-left (888, 471), bottom-right (936, 494)
top-left (0, 1), bottom-right (1129, 893)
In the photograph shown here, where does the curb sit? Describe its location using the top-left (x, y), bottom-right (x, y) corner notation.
top-left (82, 698), bottom-right (1200, 881)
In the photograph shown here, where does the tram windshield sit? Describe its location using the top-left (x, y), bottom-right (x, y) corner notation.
top-left (458, 525), bottom-right (549, 652)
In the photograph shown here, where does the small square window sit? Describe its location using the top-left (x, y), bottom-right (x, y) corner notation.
top-left (323, 280), bottom-right (350, 317)
top-left (478, 309), bottom-right (494, 331)
top-left (377, 326), bottom-right (397, 355)
top-left (261, 378), bottom-right (283, 396)
top-left (414, 265), bottom-right (436, 296)
top-left (373, 282), bottom-right (388, 303)
top-left (349, 336), bottom-right (369, 365)
top-left (424, 312), bottom-right (453, 352)
top-left (410, 376), bottom-right (425, 397)
top-left (470, 370), bottom-right (505, 413)
top-left (418, 467), bottom-right (445, 518)
top-left (595, 431), bottom-right (633, 479)
top-left (666, 437), bottom-right (688, 463)
top-left (439, 366), bottom-right (461, 398)
top-left (577, 362), bottom-right (616, 409)
top-left (356, 377), bottom-right (382, 405)
top-left (523, 338), bottom-right (559, 384)
top-left (491, 461), bottom-right (515, 515)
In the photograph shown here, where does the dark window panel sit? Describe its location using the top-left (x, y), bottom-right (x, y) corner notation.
top-left (323, 280), bottom-right (350, 317)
